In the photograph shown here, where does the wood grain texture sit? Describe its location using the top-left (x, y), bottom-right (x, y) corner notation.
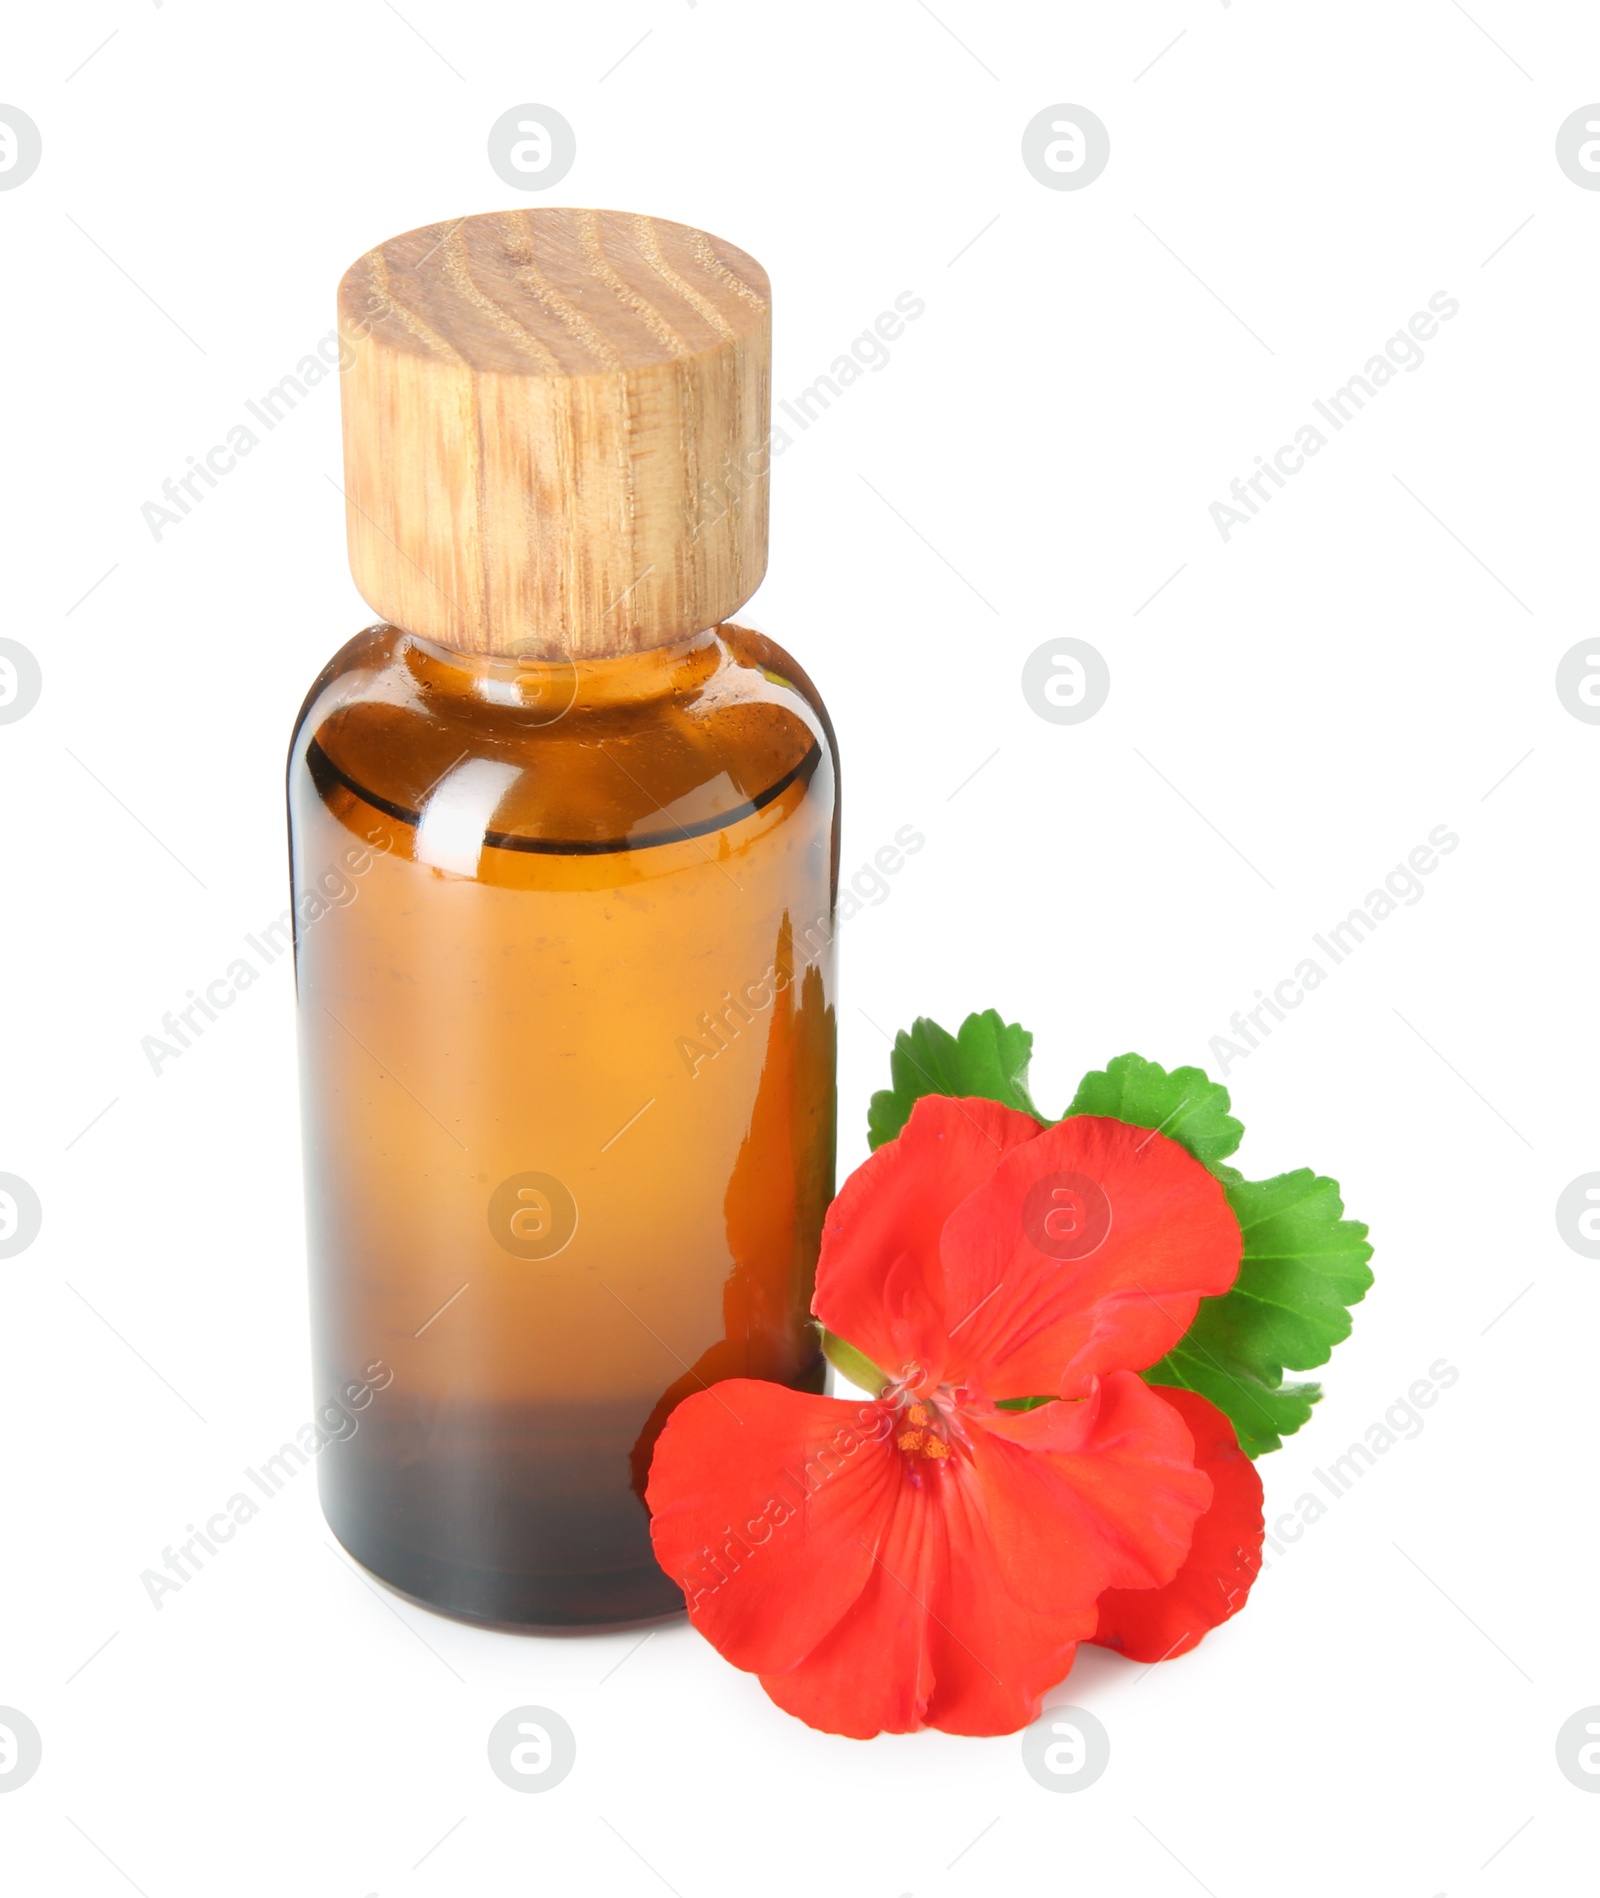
top-left (337, 209), bottom-right (772, 658)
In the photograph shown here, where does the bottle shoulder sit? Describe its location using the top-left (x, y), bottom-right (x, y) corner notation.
top-left (288, 622), bottom-right (836, 852)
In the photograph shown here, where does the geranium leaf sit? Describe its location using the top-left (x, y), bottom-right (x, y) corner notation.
top-left (866, 1010), bottom-right (1043, 1150)
top-left (1146, 1347), bottom-right (1322, 1458)
top-left (1064, 1052), bottom-right (1243, 1170)
top-left (1140, 1167), bottom-right (1374, 1457)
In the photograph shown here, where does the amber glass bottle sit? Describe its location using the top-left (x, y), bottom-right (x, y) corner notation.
top-left (289, 210), bottom-right (838, 1627)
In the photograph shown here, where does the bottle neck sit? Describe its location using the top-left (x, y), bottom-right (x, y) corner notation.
top-left (399, 625), bottom-right (726, 718)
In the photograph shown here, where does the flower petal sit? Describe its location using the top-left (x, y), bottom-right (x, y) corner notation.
top-left (759, 1478), bottom-right (939, 1737)
top-left (1091, 1385), bottom-right (1264, 1663)
top-left (646, 1381), bottom-right (898, 1674)
top-left (938, 1114), bottom-right (1242, 1398)
top-left (746, 1371), bottom-right (1210, 1737)
top-left (974, 1371), bottom-right (1215, 1592)
top-left (813, 1094), bottom-right (1045, 1384)
top-left (920, 1371), bottom-right (1211, 1734)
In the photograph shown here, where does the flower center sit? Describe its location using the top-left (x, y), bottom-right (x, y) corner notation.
top-left (896, 1397), bottom-right (951, 1461)
top-left (884, 1371), bottom-right (974, 1468)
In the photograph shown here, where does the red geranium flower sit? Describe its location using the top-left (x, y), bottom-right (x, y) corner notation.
top-left (647, 1095), bottom-right (1265, 1737)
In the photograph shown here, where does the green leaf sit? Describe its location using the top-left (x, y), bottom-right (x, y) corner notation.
top-left (1064, 1052), bottom-right (1243, 1170)
top-left (820, 1328), bottom-right (887, 1395)
top-left (866, 1010), bottom-right (1044, 1150)
top-left (1144, 1350), bottom-right (1322, 1456)
top-left (1141, 1168), bottom-right (1374, 1457)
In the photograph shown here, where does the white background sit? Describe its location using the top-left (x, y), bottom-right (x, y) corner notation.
top-left (3, 3), bottom-right (1598, 1893)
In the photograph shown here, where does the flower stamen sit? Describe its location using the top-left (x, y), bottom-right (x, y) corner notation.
top-left (889, 1386), bottom-right (963, 1463)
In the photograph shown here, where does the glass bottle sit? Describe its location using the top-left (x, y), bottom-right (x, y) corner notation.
top-left (288, 209), bottom-right (838, 1628)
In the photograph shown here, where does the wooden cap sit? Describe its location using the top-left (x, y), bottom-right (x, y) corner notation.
top-left (336, 209), bottom-right (772, 658)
